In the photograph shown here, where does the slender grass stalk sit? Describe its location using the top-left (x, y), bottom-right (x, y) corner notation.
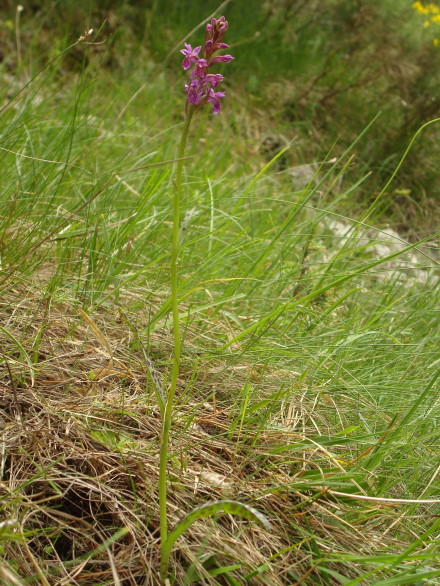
top-left (15, 5), bottom-right (24, 76)
top-left (159, 105), bottom-right (194, 580)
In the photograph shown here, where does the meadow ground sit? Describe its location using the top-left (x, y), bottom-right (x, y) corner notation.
top-left (1, 3), bottom-right (440, 585)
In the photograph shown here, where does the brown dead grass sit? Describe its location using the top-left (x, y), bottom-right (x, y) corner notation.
top-left (0, 286), bottom-right (408, 585)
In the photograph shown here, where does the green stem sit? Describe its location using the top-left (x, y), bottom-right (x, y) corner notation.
top-left (159, 105), bottom-right (194, 581)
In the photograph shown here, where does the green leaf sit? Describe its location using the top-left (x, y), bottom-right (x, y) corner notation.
top-left (161, 500), bottom-right (271, 573)
top-left (335, 426), bottom-right (360, 436)
top-left (365, 569), bottom-right (440, 586)
top-left (208, 564), bottom-right (241, 577)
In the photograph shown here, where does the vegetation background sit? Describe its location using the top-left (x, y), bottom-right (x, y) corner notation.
top-left (3, 0), bottom-right (440, 228)
top-left (0, 0), bottom-right (439, 584)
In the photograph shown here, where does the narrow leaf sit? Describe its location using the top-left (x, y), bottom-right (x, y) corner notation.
top-left (161, 500), bottom-right (271, 572)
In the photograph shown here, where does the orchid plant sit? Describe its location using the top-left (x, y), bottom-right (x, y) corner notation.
top-left (157, 17), bottom-right (271, 582)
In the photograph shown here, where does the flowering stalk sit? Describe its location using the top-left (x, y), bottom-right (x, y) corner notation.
top-left (158, 16), bottom-right (234, 581)
top-left (158, 106), bottom-right (193, 563)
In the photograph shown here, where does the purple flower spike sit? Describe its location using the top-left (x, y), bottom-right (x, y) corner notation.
top-left (207, 89), bottom-right (225, 114)
top-left (180, 43), bottom-right (202, 70)
top-left (181, 16), bottom-right (233, 115)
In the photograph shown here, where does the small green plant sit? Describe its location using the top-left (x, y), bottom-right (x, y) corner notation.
top-left (157, 16), bottom-right (271, 581)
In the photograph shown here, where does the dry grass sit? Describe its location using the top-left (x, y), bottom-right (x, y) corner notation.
top-left (0, 284), bottom-right (430, 585)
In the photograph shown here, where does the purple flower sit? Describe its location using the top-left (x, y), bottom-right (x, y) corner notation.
top-left (205, 40), bottom-right (228, 53)
top-left (204, 40), bottom-right (214, 54)
top-left (181, 16), bottom-right (233, 115)
top-left (207, 89), bottom-right (225, 114)
top-left (205, 73), bottom-right (224, 88)
top-left (190, 58), bottom-right (208, 79)
top-left (209, 55), bottom-right (234, 66)
top-left (180, 43), bottom-right (202, 70)
top-left (185, 80), bottom-right (203, 105)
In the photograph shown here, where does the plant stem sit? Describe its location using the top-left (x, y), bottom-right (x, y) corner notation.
top-left (159, 105), bottom-right (194, 581)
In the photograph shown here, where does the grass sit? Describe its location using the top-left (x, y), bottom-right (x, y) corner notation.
top-left (1, 11), bottom-right (440, 586)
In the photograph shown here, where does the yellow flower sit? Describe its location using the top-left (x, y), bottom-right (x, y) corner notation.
top-left (413, 1), bottom-right (430, 14)
top-left (413, 1), bottom-right (440, 15)
top-left (434, 38), bottom-right (439, 46)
